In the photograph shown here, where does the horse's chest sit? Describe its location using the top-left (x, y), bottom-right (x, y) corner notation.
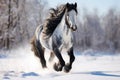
top-left (63, 31), bottom-right (73, 48)
top-left (53, 29), bottom-right (73, 49)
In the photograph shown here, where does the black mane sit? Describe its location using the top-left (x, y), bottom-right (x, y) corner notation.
top-left (42, 4), bottom-right (66, 36)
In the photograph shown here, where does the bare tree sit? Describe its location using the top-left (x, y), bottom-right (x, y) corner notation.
top-left (103, 9), bottom-right (120, 52)
top-left (0, 0), bottom-right (47, 50)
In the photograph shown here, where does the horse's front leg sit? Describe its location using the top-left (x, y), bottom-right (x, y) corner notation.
top-left (52, 46), bottom-right (65, 71)
top-left (64, 47), bottom-right (75, 73)
top-left (49, 52), bottom-right (55, 62)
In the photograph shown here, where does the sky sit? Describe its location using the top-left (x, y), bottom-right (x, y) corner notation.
top-left (47, 0), bottom-right (120, 14)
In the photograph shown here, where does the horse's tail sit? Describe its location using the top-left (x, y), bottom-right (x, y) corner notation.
top-left (30, 25), bottom-right (47, 68)
top-left (30, 35), bottom-right (39, 57)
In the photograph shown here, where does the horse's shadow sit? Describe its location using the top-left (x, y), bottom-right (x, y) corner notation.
top-left (72, 71), bottom-right (120, 77)
top-left (43, 70), bottom-right (120, 78)
top-left (3, 71), bottom-right (40, 79)
top-left (2, 70), bottom-right (120, 79)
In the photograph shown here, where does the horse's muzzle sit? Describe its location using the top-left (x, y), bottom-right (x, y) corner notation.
top-left (71, 25), bottom-right (77, 31)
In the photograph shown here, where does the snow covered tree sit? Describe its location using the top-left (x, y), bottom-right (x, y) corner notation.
top-left (103, 9), bottom-right (120, 52)
top-left (0, 0), bottom-right (47, 50)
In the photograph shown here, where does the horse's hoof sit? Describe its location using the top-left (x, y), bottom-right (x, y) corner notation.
top-left (64, 63), bottom-right (71, 73)
top-left (54, 63), bottom-right (62, 71)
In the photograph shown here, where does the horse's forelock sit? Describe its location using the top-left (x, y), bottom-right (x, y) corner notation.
top-left (66, 3), bottom-right (78, 14)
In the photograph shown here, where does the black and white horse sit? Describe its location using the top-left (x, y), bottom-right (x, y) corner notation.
top-left (31, 3), bottom-right (78, 72)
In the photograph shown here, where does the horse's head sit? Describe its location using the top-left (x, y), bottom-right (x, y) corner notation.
top-left (65, 2), bottom-right (78, 31)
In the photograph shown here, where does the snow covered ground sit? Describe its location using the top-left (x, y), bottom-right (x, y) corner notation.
top-left (0, 46), bottom-right (120, 80)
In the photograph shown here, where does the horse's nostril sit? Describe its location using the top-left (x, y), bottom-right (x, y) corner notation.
top-left (71, 25), bottom-right (77, 31)
top-left (74, 25), bottom-right (77, 30)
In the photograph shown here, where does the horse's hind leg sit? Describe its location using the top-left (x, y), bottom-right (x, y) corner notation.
top-left (36, 40), bottom-right (47, 68)
top-left (64, 47), bottom-right (75, 73)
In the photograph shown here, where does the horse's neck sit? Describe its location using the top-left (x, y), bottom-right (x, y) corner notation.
top-left (54, 13), bottom-right (65, 33)
top-left (42, 8), bottom-right (66, 38)
top-left (58, 13), bottom-right (66, 30)
top-left (54, 13), bottom-right (71, 36)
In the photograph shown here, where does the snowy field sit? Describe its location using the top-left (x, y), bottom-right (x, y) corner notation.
top-left (0, 46), bottom-right (120, 80)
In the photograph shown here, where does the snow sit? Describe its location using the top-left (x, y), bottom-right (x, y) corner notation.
top-left (0, 46), bottom-right (120, 80)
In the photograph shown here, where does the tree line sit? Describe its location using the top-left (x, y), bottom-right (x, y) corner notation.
top-left (0, 0), bottom-right (47, 49)
top-left (74, 8), bottom-right (120, 52)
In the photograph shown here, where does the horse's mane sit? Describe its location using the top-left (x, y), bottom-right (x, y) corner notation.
top-left (49, 4), bottom-right (66, 17)
top-left (42, 4), bottom-right (66, 37)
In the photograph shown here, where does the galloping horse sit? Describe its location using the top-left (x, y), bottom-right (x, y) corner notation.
top-left (31, 3), bottom-right (78, 72)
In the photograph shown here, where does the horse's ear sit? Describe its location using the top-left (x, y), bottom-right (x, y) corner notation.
top-left (75, 2), bottom-right (77, 8)
top-left (66, 2), bottom-right (69, 7)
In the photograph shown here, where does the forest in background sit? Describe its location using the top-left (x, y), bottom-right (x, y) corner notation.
top-left (0, 0), bottom-right (120, 53)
